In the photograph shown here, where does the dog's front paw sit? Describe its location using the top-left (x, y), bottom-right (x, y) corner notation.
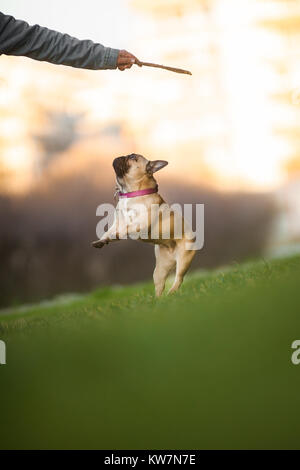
top-left (91, 240), bottom-right (105, 249)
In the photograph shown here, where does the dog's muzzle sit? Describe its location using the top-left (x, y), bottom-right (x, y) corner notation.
top-left (113, 156), bottom-right (130, 178)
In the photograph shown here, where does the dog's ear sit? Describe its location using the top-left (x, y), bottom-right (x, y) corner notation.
top-left (146, 160), bottom-right (168, 174)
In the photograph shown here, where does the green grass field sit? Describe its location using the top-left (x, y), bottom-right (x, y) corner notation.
top-left (0, 256), bottom-right (300, 449)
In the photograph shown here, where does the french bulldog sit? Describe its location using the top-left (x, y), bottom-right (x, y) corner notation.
top-left (92, 154), bottom-right (196, 296)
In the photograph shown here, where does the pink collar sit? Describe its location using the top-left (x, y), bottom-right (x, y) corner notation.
top-left (119, 185), bottom-right (158, 199)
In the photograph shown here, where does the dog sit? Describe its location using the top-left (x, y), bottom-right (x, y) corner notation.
top-left (92, 154), bottom-right (196, 296)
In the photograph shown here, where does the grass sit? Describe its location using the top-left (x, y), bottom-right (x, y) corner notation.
top-left (0, 255), bottom-right (300, 449)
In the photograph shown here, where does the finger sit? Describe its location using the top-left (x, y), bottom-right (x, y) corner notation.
top-left (118, 57), bottom-right (136, 66)
top-left (118, 64), bottom-right (132, 71)
top-left (118, 51), bottom-right (137, 60)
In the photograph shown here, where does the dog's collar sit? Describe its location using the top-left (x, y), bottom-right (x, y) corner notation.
top-left (118, 185), bottom-right (158, 199)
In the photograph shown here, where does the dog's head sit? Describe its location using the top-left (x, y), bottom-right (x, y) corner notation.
top-left (113, 154), bottom-right (168, 187)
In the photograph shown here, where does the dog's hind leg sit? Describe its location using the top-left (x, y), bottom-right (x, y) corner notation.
top-left (153, 245), bottom-right (176, 297)
top-left (168, 244), bottom-right (195, 294)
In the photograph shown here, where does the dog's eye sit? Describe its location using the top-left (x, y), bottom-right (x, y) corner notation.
top-left (129, 154), bottom-right (136, 160)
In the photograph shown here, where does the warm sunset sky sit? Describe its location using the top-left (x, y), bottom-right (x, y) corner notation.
top-left (1, 0), bottom-right (300, 192)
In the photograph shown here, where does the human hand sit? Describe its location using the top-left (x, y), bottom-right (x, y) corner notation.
top-left (117, 50), bottom-right (140, 71)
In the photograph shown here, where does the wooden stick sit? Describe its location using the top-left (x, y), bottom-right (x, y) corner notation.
top-left (136, 61), bottom-right (192, 76)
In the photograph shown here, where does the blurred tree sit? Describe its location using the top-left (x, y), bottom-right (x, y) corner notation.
top-left (0, 161), bottom-right (8, 187)
top-left (131, 0), bottom-right (231, 183)
top-left (33, 110), bottom-right (84, 172)
top-left (0, 137), bottom-right (10, 190)
top-left (285, 155), bottom-right (300, 177)
top-left (259, 16), bottom-right (300, 35)
top-left (258, 0), bottom-right (300, 180)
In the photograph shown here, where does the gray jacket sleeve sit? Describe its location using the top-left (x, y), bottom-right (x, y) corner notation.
top-left (0, 12), bottom-right (119, 70)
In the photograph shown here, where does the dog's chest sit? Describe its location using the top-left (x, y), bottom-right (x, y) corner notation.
top-left (117, 199), bottom-right (147, 226)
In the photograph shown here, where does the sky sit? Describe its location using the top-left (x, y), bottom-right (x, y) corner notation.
top-left (0, 0), bottom-right (138, 48)
top-left (1, 0), bottom-right (300, 192)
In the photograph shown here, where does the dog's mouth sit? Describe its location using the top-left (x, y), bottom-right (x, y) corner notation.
top-left (113, 156), bottom-right (130, 178)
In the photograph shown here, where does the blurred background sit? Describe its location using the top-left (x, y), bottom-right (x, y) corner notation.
top-left (0, 0), bottom-right (299, 308)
